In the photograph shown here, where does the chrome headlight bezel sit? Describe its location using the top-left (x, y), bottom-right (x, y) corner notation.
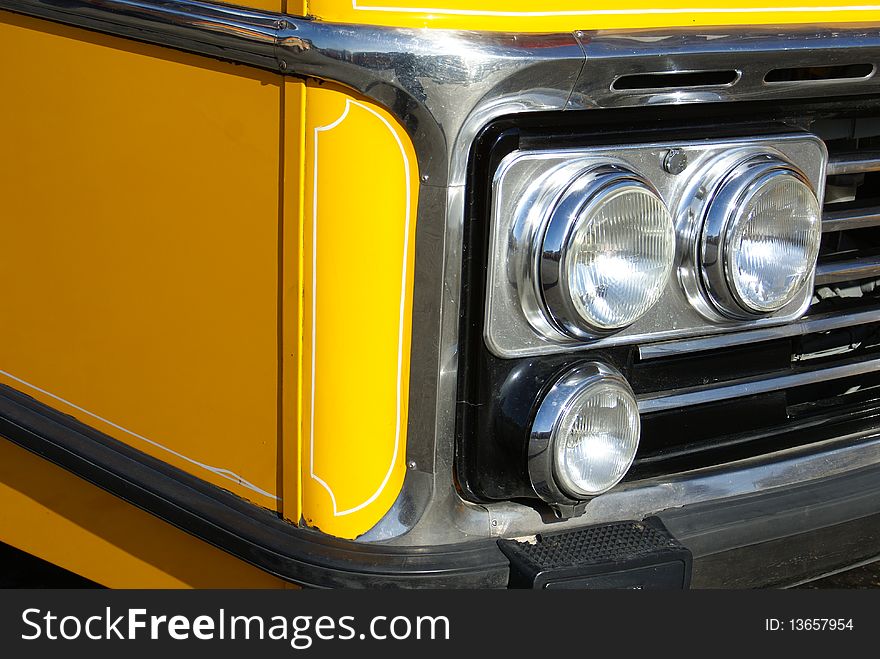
top-left (485, 134), bottom-right (827, 359)
top-left (522, 163), bottom-right (675, 339)
top-left (528, 362), bottom-right (640, 505)
top-left (680, 150), bottom-right (822, 322)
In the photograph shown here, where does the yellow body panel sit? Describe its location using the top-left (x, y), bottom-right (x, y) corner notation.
top-left (300, 82), bottom-right (418, 539)
top-left (232, 0), bottom-right (288, 13)
top-left (309, 0), bottom-right (880, 31)
top-left (0, 439), bottom-right (289, 588)
top-left (0, 12), bottom-right (284, 509)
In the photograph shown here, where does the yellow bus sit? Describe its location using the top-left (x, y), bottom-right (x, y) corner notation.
top-left (1, 0), bottom-right (879, 588)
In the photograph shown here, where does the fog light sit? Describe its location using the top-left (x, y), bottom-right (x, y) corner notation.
top-left (699, 155), bottom-right (821, 318)
top-left (529, 363), bottom-right (640, 506)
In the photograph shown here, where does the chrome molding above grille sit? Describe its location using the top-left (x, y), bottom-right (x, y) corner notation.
top-left (638, 354), bottom-right (880, 414)
top-left (571, 27), bottom-right (880, 109)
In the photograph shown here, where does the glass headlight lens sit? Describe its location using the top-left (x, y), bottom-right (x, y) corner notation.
top-left (698, 156), bottom-right (822, 319)
top-left (539, 168), bottom-right (676, 337)
top-left (528, 362), bottom-right (641, 505)
top-left (552, 378), bottom-right (640, 498)
top-left (726, 173), bottom-right (821, 313)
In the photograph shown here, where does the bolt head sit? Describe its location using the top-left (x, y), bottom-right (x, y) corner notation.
top-left (663, 148), bottom-right (688, 175)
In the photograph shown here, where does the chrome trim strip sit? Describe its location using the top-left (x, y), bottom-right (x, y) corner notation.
top-left (815, 254), bottom-right (880, 285)
top-left (638, 355), bottom-right (880, 414)
top-left (637, 307), bottom-right (880, 360)
top-left (823, 205), bottom-right (880, 233)
top-left (571, 27), bottom-right (880, 109)
top-left (827, 151), bottom-right (880, 176)
top-left (0, 0), bottom-right (280, 69)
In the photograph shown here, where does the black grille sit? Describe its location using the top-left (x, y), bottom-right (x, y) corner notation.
top-left (631, 126), bottom-right (880, 478)
top-left (457, 97), bottom-right (880, 506)
top-left (814, 142), bottom-right (880, 305)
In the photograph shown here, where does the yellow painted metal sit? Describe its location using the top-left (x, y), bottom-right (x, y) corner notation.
top-left (0, 12), bottom-right (284, 510)
top-left (0, 439), bottom-right (291, 588)
top-left (301, 82), bottom-right (418, 539)
top-left (308, 0), bottom-right (880, 31)
top-left (231, 0), bottom-right (285, 13)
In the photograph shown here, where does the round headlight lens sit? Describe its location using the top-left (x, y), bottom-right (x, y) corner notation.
top-left (726, 173), bottom-right (821, 313)
top-left (528, 363), bottom-right (641, 504)
top-left (697, 155), bottom-right (822, 319)
top-left (539, 169), bottom-right (675, 337)
top-left (566, 185), bottom-right (675, 329)
top-left (552, 377), bottom-right (640, 498)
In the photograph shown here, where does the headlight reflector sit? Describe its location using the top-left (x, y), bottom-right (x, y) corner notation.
top-left (698, 156), bottom-right (821, 318)
top-left (538, 167), bottom-right (676, 337)
top-left (529, 363), bottom-right (640, 505)
top-left (553, 378), bottom-right (640, 498)
top-left (726, 173), bottom-right (822, 313)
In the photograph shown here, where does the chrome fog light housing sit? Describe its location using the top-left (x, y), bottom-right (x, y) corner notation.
top-left (697, 154), bottom-right (822, 318)
top-left (528, 363), bottom-right (640, 506)
top-left (523, 164), bottom-right (675, 338)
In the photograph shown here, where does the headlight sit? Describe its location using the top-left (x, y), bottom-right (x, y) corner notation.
top-left (486, 135), bottom-right (827, 358)
top-left (528, 363), bottom-right (640, 505)
top-left (534, 165), bottom-right (676, 337)
top-left (697, 155), bottom-right (822, 318)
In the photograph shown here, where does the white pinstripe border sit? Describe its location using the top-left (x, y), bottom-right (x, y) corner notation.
top-left (0, 369), bottom-right (279, 501)
top-left (309, 99), bottom-right (412, 518)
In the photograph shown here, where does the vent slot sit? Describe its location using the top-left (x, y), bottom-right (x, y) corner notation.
top-left (611, 69), bottom-right (739, 91)
top-left (764, 63), bottom-right (874, 83)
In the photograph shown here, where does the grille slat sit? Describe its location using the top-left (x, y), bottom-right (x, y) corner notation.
top-left (638, 355), bottom-right (880, 414)
top-left (816, 144), bottom-right (880, 289)
top-left (637, 307), bottom-right (880, 360)
top-left (815, 253), bottom-right (880, 285)
top-left (826, 151), bottom-right (880, 175)
top-left (822, 203), bottom-right (880, 233)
